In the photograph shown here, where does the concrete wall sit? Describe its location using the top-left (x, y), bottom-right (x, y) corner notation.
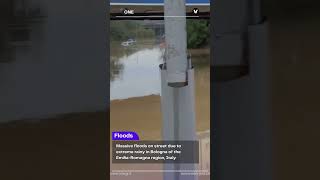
top-left (0, 0), bottom-right (107, 122)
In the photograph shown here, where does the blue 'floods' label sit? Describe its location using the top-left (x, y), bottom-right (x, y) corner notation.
top-left (112, 131), bottom-right (140, 141)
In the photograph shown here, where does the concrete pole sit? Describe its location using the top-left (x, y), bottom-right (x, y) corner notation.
top-left (164, 0), bottom-right (188, 87)
top-left (161, 0), bottom-right (197, 180)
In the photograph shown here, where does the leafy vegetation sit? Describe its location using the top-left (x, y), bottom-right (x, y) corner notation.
top-left (110, 21), bottom-right (155, 41)
top-left (187, 19), bottom-right (210, 48)
top-left (110, 20), bottom-right (210, 49)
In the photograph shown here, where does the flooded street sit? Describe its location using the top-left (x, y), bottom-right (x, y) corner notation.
top-left (110, 42), bottom-right (163, 100)
top-left (110, 39), bottom-right (210, 180)
top-left (110, 40), bottom-right (210, 139)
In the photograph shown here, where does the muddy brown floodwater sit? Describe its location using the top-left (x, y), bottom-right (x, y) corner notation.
top-left (110, 40), bottom-right (210, 140)
top-left (110, 40), bottom-right (210, 180)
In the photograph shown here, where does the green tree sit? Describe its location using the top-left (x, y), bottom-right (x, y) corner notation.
top-left (187, 20), bottom-right (210, 48)
top-left (110, 21), bottom-right (155, 41)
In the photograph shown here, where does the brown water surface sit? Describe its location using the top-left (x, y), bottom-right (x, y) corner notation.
top-left (110, 40), bottom-right (210, 140)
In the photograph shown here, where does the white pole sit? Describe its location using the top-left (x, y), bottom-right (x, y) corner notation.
top-left (161, 1), bottom-right (197, 180)
top-left (164, 0), bottom-right (188, 87)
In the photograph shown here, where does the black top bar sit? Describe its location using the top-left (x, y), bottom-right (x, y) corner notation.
top-left (110, 12), bottom-right (210, 20)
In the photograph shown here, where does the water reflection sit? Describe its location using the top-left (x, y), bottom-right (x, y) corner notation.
top-left (110, 41), bottom-right (210, 100)
top-left (110, 42), bottom-right (163, 100)
top-left (110, 57), bottom-right (124, 81)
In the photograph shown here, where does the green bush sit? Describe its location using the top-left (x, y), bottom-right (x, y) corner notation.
top-left (187, 20), bottom-right (210, 48)
top-left (110, 20), bottom-right (210, 49)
